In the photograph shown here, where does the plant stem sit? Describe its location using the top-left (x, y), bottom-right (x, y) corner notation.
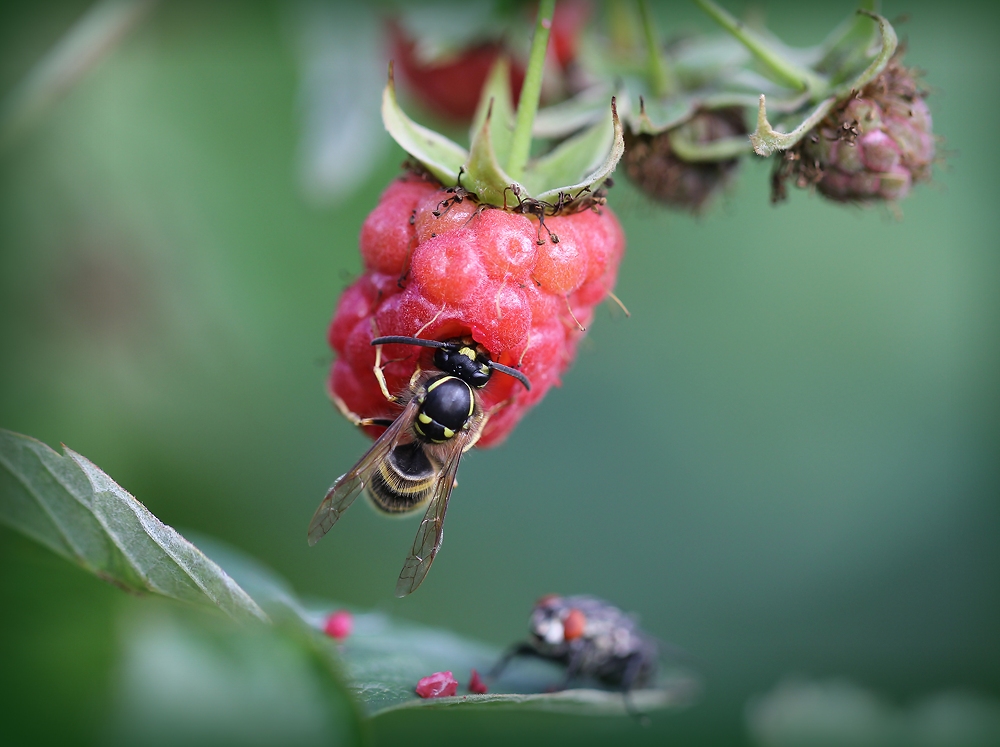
top-left (637, 0), bottom-right (673, 98)
top-left (506, 0), bottom-right (555, 182)
top-left (693, 0), bottom-right (827, 97)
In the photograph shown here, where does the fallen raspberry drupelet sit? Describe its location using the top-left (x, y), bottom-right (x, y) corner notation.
top-left (468, 669), bottom-right (489, 695)
top-left (415, 671), bottom-right (459, 699)
top-left (322, 610), bottom-right (353, 641)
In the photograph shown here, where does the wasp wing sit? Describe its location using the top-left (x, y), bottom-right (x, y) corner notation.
top-left (307, 398), bottom-right (419, 546)
top-left (393, 432), bottom-right (471, 597)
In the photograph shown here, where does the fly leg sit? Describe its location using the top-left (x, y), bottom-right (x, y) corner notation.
top-left (487, 642), bottom-right (548, 684)
top-left (550, 642), bottom-right (586, 692)
top-left (620, 651), bottom-right (651, 726)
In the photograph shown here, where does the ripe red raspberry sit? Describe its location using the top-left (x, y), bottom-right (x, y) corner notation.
top-left (387, 1), bottom-right (590, 122)
top-left (327, 175), bottom-right (624, 448)
top-left (388, 22), bottom-right (524, 123)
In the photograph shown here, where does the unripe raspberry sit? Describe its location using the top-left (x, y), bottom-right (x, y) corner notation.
top-left (328, 176), bottom-right (624, 447)
top-left (773, 57), bottom-right (935, 203)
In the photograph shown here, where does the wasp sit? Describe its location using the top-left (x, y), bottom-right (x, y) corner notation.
top-left (308, 335), bottom-right (530, 597)
top-left (489, 595), bottom-right (662, 709)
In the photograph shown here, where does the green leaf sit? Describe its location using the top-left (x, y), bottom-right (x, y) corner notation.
top-left (694, 0), bottom-right (827, 96)
top-left (108, 603), bottom-right (364, 747)
top-left (0, 428), bottom-right (699, 722)
top-left (533, 85), bottom-right (613, 139)
top-left (464, 103), bottom-right (523, 208)
top-left (634, 93), bottom-right (700, 135)
top-left (0, 429), bottom-right (267, 623)
top-left (384, 50), bottom-right (624, 205)
top-left (340, 612), bottom-right (698, 717)
top-left (749, 93), bottom-right (836, 157)
top-left (830, 11), bottom-right (897, 99)
top-left (669, 131), bottom-right (751, 162)
top-left (381, 63), bottom-right (466, 186)
top-left (523, 109), bottom-right (617, 197)
top-left (535, 99), bottom-right (625, 206)
top-left (814, 0), bottom-right (880, 83)
top-left (204, 539), bottom-right (700, 719)
top-left (469, 57), bottom-right (516, 167)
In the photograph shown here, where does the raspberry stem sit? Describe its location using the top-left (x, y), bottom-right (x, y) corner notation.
top-left (637, 0), bottom-right (674, 98)
top-left (693, 0), bottom-right (827, 97)
top-left (506, 0), bottom-right (556, 182)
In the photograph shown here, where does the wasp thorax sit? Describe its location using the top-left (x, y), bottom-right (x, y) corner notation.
top-left (433, 340), bottom-right (492, 388)
top-left (414, 375), bottom-right (475, 443)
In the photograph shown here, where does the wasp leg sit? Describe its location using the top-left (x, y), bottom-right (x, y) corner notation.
top-left (330, 395), bottom-right (394, 429)
top-left (371, 342), bottom-right (398, 403)
top-left (407, 365), bottom-right (423, 391)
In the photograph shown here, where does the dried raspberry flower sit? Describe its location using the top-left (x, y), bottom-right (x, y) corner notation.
top-left (623, 107), bottom-right (747, 211)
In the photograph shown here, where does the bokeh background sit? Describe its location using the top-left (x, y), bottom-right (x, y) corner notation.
top-left (1, 1), bottom-right (998, 745)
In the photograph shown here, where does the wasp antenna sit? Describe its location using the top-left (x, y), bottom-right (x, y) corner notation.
top-left (488, 362), bottom-right (531, 391)
top-left (371, 335), bottom-right (451, 349)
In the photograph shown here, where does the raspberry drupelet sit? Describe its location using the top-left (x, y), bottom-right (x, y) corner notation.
top-left (328, 174), bottom-right (625, 448)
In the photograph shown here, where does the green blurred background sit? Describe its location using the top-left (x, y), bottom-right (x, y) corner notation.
top-left (1, 1), bottom-right (998, 745)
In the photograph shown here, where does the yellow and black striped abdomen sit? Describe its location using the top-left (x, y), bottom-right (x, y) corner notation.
top-left (366, 441), bottom-right (439, 514)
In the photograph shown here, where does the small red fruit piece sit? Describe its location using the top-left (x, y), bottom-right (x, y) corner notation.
top-left (563, 608), bottom-right (587, 641)
top-left (416, 671), bottom-right (459, 698)
top-left (549, 0), bottom-right (592, 69)
top-left (328, 179), bottom-right (625, 448)
top-left (388, 23), bottom-right (524, 123)
top-left (360, 177), bottom-right (439, 275)
top-left (468, 669), bottom-right (489, 695)
top-left (323, 610), bottom-right (353, 641)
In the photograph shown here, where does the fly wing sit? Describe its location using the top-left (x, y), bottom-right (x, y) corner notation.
top-left (393, 432), bottom-right (470, 597)
top-left (307, 398), bottom-right (419, 546)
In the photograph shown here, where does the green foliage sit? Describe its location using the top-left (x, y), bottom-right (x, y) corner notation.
top-left (0, 429), bottom-right (698, 727)
top-left (1, 3), bottom-right (998, 745)
top-left (109, 604), bottom-right (364, 747)
top-left (383, 57), bottom-right (623, 209)
top-left (0, 429), bottom-right (267, 623)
